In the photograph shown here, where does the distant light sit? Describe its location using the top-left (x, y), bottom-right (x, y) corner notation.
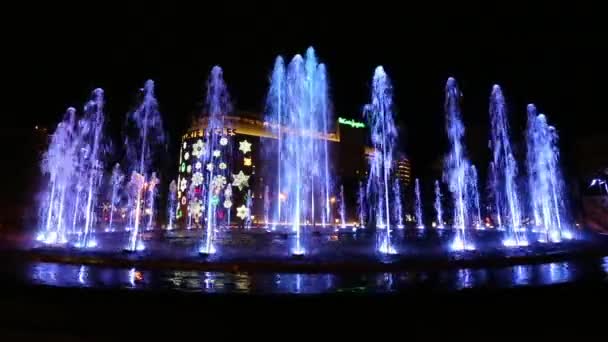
top-left (338, 117), bottom-right (366, 128)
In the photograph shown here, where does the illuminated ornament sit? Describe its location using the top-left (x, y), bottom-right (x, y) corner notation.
top-left (211, 175), bottom-right (227, 191)
top-left (219, 162), bottom-right (227, 170)
top-left (186, 165), bottom-right (192, 173)
top-left (177, 191), bottom-right (182, 198)
top-left (181, 196), bottom-right (187, 205)
top-left (192, 172), bottom-right (204, 186)
top-left (180, 179), bottom-right (188, 192)
top-left (232, 171), bottom-right (250, 191)
top-left (239, 140), bottom-right (252, 154)
top-left (243, 157), bottom-right (252, 166)
top-left (183, 141), bottom-right (187, 149)
top-left (213, 150), bottom-right (221, 158)
top-left (206, 163), bottom-right (214, 172)
top-left (180, 163), bottom-right (186, 173)
top-left (223, 199), bottom-right (233, 208)
top-left (192, 139), bottom-right (205, 158)
top-left (220, 137), bottom-right (228, 146)
top-left (195, 161), bottom-right (202, 170)
top-left (211, 196), bottom-right (220, 206)
top-left (224, 187), bottom-right (232, 198)
top-left (184, 152), bottom-right (190, 161)
top-left (189, 200), bottom-right (203, 218)
top-left (236, 205), bottom-right (249, 220)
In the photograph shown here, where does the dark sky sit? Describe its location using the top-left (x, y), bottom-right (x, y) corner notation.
top-left (2, 2), bottom-right (607, 212)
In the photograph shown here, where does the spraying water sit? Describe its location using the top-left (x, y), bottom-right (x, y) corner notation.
top-left (489, 85), bottom-right (526, 247)
top-left (108, 163), bottom-right (124, 232)
top-left (125, 80), bottom-right (165, 252)
top-left (167, 180), bottom-right (177, 230)
top-left (467, 165), bottom-right (483, 230)
top-left (357, 181), bottom-right (366, 227)
top-left (146, 172), bottom-right (159, 231)
top-left (200, 66), bottom-right (232, 255)
top-left (263, 185), bottom-right (270, 228)
top-left (392, 179), bottom-right (404, 229)
top-left (365, 66), bottom-right (398, 254)
top-left (339, 185), bottom-right (346, 229)
top-left (434, 180), bottom-right (445, 229)
top-left (443, 78), bottom-right (474, 251)
top-left (526, 105), bottom-right (571, 242)
top-left (415, 178), bottom-right (425, 229)
top-left (264, 47), bottom-right (333, 256)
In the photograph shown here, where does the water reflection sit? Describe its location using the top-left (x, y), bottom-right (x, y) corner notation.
top-left (14, 257), bottom-right (608, 294)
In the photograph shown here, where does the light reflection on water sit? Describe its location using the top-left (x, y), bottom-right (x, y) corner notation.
top-left (14, 258), bottom-right (608, 294)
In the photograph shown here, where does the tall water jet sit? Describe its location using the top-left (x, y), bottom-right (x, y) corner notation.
top-left (415, 178), bottom-right (425, 229)
top-left (263, 185), bottom-right (270, 228)
top-left (264, 47), bottom-right (333, 256)
top-left (467, 165), bottom-right (483, 229)
top-left (357, 181), bottom-right (366, 227)
top-left (244, 190), bottom-right (253, 230)
top-left (489, 85), bottom-right (526, 247)
top-left (108, 163), bottom-right (124, 232)
top-left (339, 185), bottom-right (346, 229)
top-left (526, 105), bottom-right (571, 242)
top-left (392, 179), bottom-right (404, 229)
top-left (167, 180), bottom-right (177, 230)
top-left (146, 172), bottom-right (159, 231)
top-left (365, 66), bottom-right (398, 254)
top-left (124, 80), bottom-right (165, 252)
top-left (200, 66), bottom-right (232, 255)
top-left (443, 78), bottom-right (474, 251)
top-left (79, 88), bottom-right (107, 249)
top-left (434, 180), bottom-right (444, 229)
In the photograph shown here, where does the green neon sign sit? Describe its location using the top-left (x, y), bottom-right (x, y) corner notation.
top-left (338, 117), bottom-right (366, 128)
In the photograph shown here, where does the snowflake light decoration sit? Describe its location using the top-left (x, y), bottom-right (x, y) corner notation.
top-left (220, 137), bottom-right (228, 146)
top-left (223, 199), bottom-right (233, 208)
top-left (224, 186), bottom-right (232, 198)
top-left (219, 162), bottom-right (227, 170)
top-left (213, 150), bottom-right (221, 158)
top-left (192, 172), bottom-right (204, 186)
top-left (239, 140), bottom-right (252, 154)
top-left (180, 179), bottom-right (188, 192)
top-left (189, 200), bottom-right (203, 218)
top-left (232, 171), bottom-right (250, 191)
top-left (211, 175), bottom-right (227, 192)
top-left (236, 205), bottom-right (249, 220)
top-left (192, 139), bottom-right (205, 158)
top-left (207, 163), bottom-right (214, 172)
top-left (195, 161), bottom-right (202, 170)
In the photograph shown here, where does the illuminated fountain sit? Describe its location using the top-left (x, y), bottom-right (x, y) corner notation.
top-left (357, 181), bottom-right (366, 227)
top-left (489, 85), bottom-right (527, 247)
top-left (38, 88), bottom-right (107, 249)
top-left (339, 185), bottom-right (346, 229)
top-left (467, 165), bottom-right (483, 230)
top-left (264, 47), bottom-right (334, 256)
top-left (365, 66), bottom-right (398, 254)
top-left (107, 163), bottom-right (124, 232)
top-left (525, 104), bottom-right (572, 242)
top-left (443, 78), bottom-right (475, 251)
top-left (434, 180), bottom-right (444, 229)
top-left (124, 80), bottom-right (165, 252)
top-left (166, 180), bottom-right (177, 230)
top-left (415, 178), bottom-right (425, 229)
top-left (393, 179), bottom-right (404, 229)
top-left (200, 66), bottom-right (232, 256)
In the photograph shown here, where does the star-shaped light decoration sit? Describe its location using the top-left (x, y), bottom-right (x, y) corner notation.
top-left (180, 179), bottom-right (188, 192)
top-left (192, 172), bottom-right (204, 186)
top-left (195, 161), bottom-right (202, 170)
top-left (232, 171), bottom-right (250, 191)
top-left (239, 140), bottom-right (252, 154)
top-left (236, 205), bottom-right (249, 220)
top-left (220, 137), bottom-right (228, 146)
top-left (219, 162), bottom-right (227, 170)
top-left (213, 150), bottom-right (221, 158)
top-left (211, 175), bottom-right (227, 192)
top-left (243, 157), bottom-right (252, 166)
top-left (223, 199), bottom-right (233, 208)
top-left (206, 163), bottom-right (214, 172)
top-left (192, 139), bottom-right (205, 158)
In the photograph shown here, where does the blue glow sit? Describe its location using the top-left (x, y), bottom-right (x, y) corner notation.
top-left (414, 178), bottom-right (425, 229)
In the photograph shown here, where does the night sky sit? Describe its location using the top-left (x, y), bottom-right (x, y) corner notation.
top-left (2, 2), bottom-right (606, 220)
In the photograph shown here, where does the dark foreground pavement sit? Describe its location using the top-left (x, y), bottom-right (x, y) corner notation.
top-left (0, 281), bottom-right (606, 339)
